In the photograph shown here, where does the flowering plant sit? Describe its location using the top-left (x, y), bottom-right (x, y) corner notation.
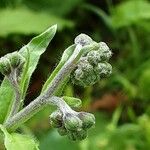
top-left (0, 25), bottom-right (112, 149)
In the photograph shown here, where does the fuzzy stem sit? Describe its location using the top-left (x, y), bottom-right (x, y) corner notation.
top-left (4, 96), bottom-right (71, 131)
top-left (5, 69), bottom-right (22, 121)
top-left (4, 44), bottom-right (83, 131)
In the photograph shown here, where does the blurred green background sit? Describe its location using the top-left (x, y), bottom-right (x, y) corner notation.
top-left (0, 0), bottom-right (150, 149)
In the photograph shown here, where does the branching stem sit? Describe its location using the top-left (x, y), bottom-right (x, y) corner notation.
top-left (4, 44), bottom-right (83, 131)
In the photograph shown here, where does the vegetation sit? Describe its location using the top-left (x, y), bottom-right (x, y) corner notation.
top-left (0, 0), bottom-right (150, 150)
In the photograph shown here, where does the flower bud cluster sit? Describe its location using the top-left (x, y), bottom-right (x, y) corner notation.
top-left (0, 52), bottom-right (25, 76)
top-left (74, 33), bottom-right (93, 46)
top-left (50, 109), bottom-right (95, 141)
top-left (71, 41), bottom-right (112, 87)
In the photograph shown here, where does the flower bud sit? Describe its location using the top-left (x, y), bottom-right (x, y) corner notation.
top-left (75, 129), bottom-right (87, 140)
top-left (99, 42), bottom-right (112, 61)
top-left (78, 112), bottom-right (95, 129)
top-left (67, 132), bottom-right (77, 141)
top-left (57, 126), bottom-right (68, 136)
top-left (63, 113), bottom-right (82, 131)
top-left (67, 129), bottom-right (87, 141)
top-left (7, 52), bottom-right (25, 68)
top-left (77, 57), bottom-right (93, 71)
top-left (74, 34), bottom-right (93, 46)
top-left (97, 62), bottom-right (112, 77)
top-left (87, 50), bottom-right (101, 65)
top-left (50, 110), bottom-right (63, 128)
top-left (0, 57), bottom-right (11, 75)
top-left (74, 68), bottom-right (84, 80)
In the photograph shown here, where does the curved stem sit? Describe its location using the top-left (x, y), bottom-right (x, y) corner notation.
top-left (4, 96), bottom-right (71, 131)
top-left (4, 41), bottom-right (99, 131)
top-left (4, 44), bottom-right (83, 131)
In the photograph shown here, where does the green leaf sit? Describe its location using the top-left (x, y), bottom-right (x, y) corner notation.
top-left (0, 25), bottom-right (57, 123)
top-left (110, 74), bottom-right (137, 99)
top-left (19, 24), bottom-right (57, 97)
top-left (39, 130), bottom-right (79, 150)
top-left (0, 125), bottom-right (39, 150)
top-left (62, 96), bottom-right (82, 108)
top-left (0, 7), bottom-right (73, 37)
top-left (41, 44), bottom-right (76, 93)
top-left (24, 0), bottom-right (84, 17)
top-left (82, 4), bottom-right (113, 31)
top-left (111, 0), bottom-right (150, 28)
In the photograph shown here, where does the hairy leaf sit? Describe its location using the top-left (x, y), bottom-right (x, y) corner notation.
top-left (41, 44), bottom-right (75, 93)
top-left (0, 125), bottom-right (39, 150)
top-left (0, 25), bottom-right (57, 123)
top-left (62, 96), bottom-right (82, 108)
top-left (19, 24), bottom-right (57, 97)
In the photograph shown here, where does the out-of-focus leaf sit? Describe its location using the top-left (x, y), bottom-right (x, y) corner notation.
top-left (110, 74), bottom-right (137, 99)
top-left (24, 0), bottom-right (84, 17)
top-left (138, 115), bottom-right (150, 144)
top-left (0, 25), bottom-right (56, 123)
top-left (0, 7), bottom-right (74, 37)
top-left (82, 4), bottom-right (114, 31)
top-left (0, 125), bottom-right (39, 150)
top-left (39, 130), bottom-right (79, 150)
top-left (105, 124), bottom-right (149, 150)
top-left (111, 0), bottom-right (150, 28)
top-left (138, 69), bottom-right (150, 100)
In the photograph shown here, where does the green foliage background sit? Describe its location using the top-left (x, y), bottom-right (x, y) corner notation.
top-left (0, 0), bottom-right (150, 149)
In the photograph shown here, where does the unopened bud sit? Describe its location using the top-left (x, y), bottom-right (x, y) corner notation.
top-left (67, 129), bottom-right (87, 141)
top-left (0, 57), bottom-right (11, 75)
top-left (7, 52), bottom-right (24, 68)
top-left (50, 110), bottom-right (63, 128)
top-left (99, 42), bottom-right (112, 61)
top-left (87, 50), bottom-right (101, 65)
top-left (75, 129), bottom-right (87, 140)
top-left (74, 68), bottom-right (84, 80)
top-left (64, 113), bottom-right (82, 131)
top-left (78, 112), bottom-right (95, 129)
top-left (57, 127), bottom-right (68, 136)
top-left (74, 34), bottom-right (93, 46)
top-left (97, 62), bottom-right (112, 77)
top-left (67, 132), bottom-right (77, 141)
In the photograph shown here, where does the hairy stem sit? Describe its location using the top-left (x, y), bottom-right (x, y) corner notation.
top-left (4, 96), bottom-right (71, 131)
top-left (5, 69), bottom-right (22, 121)
top-left (4, 44), bottom-right (83, 131)
top-left (41, 45), bottom-right (76, 93)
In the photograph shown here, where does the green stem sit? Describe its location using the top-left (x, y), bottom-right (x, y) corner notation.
top-left (4, 40), bottom-right (99, 131)
top-left (4, 44), bottom-right (83, 131)
top-left (4, 96), bottom-right (70, 131)
top-left (41, 45), bottom-right (75, 93)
